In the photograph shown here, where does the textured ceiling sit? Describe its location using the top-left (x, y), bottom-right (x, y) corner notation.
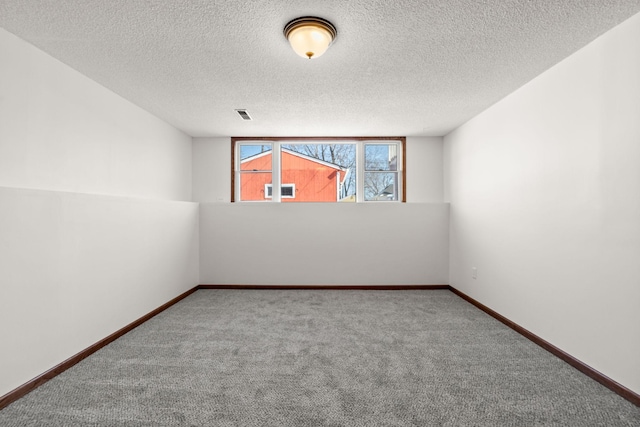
top-left (1, 1), bottom-right (639, 137)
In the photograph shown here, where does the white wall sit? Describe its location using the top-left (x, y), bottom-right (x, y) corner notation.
top-left (193, 136), bottom-right (448, 285)
top-left (444, 12), bottom-right (640, 394)
top-left (0, 188), bottom-right (199, 396)
top-left (0, 28), bottom-right (192, 201)
top-left (0, 28), bottom-right (199, 396)
top-left (200, 202), bottom-right (448, 285)
top-left (406, 137), bottom-right (443, 203)
top-left (192, 137), bottom-right (231, 203)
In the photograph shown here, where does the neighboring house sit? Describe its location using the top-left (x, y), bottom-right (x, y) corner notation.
top-left (371, 184), bottom-right (395, 201)
top-left (240, 148), bottom-right (350, 202)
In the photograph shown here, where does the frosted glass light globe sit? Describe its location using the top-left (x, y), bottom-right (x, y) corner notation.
top-left (288, 25), bottom-right (333, 59)
top-left (284, 17), bottom-right (337, 60)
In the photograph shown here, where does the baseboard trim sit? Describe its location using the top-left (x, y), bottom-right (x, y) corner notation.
top-left (0, 285), bottom-right (199, 410)
top-left (3, 285), bottom-right (637, 409)
top-left (198, 284), bottom-right (450, 290)
top-left (448, 286), bottom-right (639, 407)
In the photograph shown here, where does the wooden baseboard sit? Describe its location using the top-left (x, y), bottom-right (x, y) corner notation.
top-left (3, 285), bottom-right (637, 409)
top-left (0, 286), bottom-right (199, 410)
top-left (198, 284), bottom-right (450, 290)
top-left (448, 286), bottom-right (639, 407)
top-left (1, 284), bottom-right (441, 409)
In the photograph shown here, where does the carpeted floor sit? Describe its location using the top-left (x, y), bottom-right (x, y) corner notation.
top-left (1, 289), bottom-right (638, 426)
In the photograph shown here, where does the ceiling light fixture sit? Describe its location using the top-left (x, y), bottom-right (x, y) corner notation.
top-left (284, 16), bottom-right (337, 59)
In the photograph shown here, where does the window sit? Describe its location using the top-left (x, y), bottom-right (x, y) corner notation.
top-left (265, 184), bottom-right (295, 198)
top-left (232, 137), bottom-right (405, 203)
top-left (236, 144), bottom-right (272, 202)
top-left (364, 143), bottom-right (399, 201)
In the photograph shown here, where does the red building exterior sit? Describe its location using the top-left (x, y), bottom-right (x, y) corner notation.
top-left (240, 149), bottom-right (349, 202)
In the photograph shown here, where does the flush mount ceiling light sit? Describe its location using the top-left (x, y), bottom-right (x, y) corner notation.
top-left (284, 16), bottom-right (337, 59)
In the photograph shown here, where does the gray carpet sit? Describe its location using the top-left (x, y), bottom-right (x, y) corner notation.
top-left (1, 289), bottom-right (638, 426)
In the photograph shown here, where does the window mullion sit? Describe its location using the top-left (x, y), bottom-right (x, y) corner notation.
top-left (272, 141), bottom-right (282, 202)
top-left (356, 141), bottom-right (364, 203)
top-left (235, 143), bottom-right (242, 201)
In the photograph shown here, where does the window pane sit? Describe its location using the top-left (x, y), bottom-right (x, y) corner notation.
top-left (280, 144), bottom-right (355, 202)
top-left (364, 172), bottom-right (398, 201)
top-left (240, 145), bottom-right (272, 171)
top-left (237, 143), bottom-right (273, 201)
top-left (281, 185), bottom-right (295, 197)
top-left (365, 144), bottom-right (398, 171)
top-left (239, 172), bottom-right (272, 201)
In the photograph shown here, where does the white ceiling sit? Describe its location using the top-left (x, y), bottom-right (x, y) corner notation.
top-left (1, 1), bottom-right (639, 137)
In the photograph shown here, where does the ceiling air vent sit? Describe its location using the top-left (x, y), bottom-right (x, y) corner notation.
top-left (235, 109), bottom-right (252, 121)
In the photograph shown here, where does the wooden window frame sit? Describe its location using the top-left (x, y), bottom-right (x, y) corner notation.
top-left (231, 137), bottom-right (406, 203)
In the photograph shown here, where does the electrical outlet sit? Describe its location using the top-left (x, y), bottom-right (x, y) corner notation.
top-left (472, 267), bottom-right (477, 279)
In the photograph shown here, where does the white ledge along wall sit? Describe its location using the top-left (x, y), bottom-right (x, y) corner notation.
top-left (193, 137), bottom-right (449, 286)
top-left (0, 28), bottom-right (199, 397)
top-left (444, 12), bottom-right (640, 394)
